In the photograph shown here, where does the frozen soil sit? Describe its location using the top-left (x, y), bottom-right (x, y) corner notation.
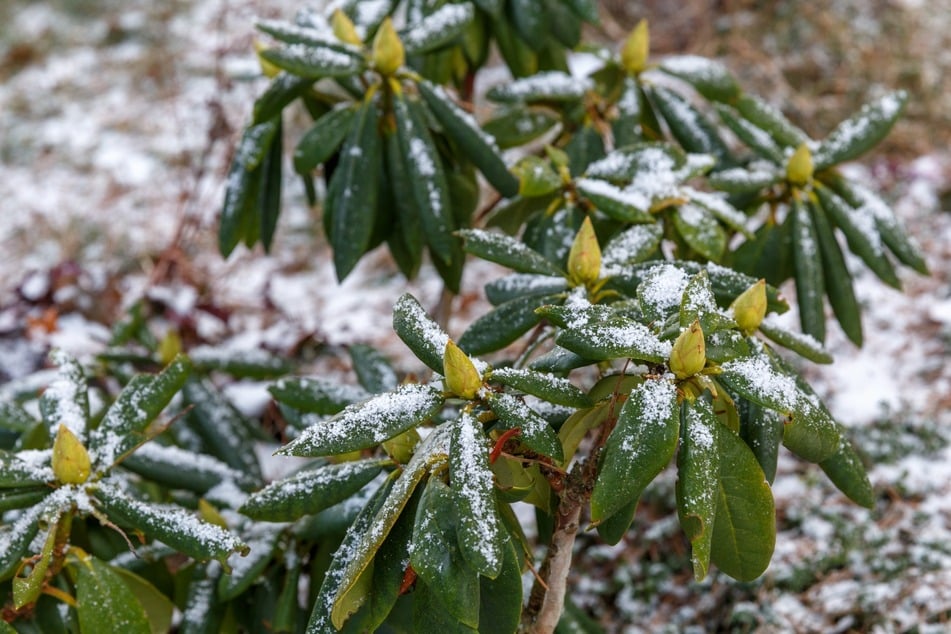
top-left (2, 1), bottom-right (950, 632)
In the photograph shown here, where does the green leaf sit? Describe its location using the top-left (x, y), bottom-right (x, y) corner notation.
top-left (293, 105), bottom-right (357, 174)
top-left (757, 317), bottom-right (833, 364)
top-left (488, 71), bottom-right (591, 103)
top-left (259, 43), bottom-right (365, 78)
top-left (450, 413), bottom-right (506, 578)
top-left (808, 199), bottom-right (863, 345)
top-left (418, 80), bottom-right (518, 197)
top-left (393, 293), bottom-right (451, 373)
top-left (393, 93), bottom-right (456, 265)
top-left (819, 427), bottom-right (874, 508)
top-left (602, 224), bottom-right (664, 271)
top-left (326, 96), bottom-right (382, 280)
top-left (488, 367), bottom-right (591, 408)
top-left (0, 493), bottom-right (55, 581)
top-left (595, 496), bottom-right (637, 545)
top-left (648, 85), bottom-right (731, 163)
top-left (121, 443), bottom-right (248, 494)
top-left (486, 393), bottom-right (563, 461)
top-left (458, 229), bottom-right (563, 276)
top-left (719, 346), bottom-right (840, 462)
top-left (709, 422), bottom-right (775, 581)
top-left (814, 184), bottom-right (900, 288)
top-left (182, 379), bottom-right (263, 480)
top-left (576, 178), bottom-right (653, 223)
top-left (590, 379), bottom-right (680, 522)
top-left (0, 401), bottom-right (36, 434)
top-left (673, 204), bottom-right (727, 261)
top-left (511, 155), bottom-right (562, 198)
top-left (240, 459), bottom-right (387, 521)
top-left (0, 486), bottom-right (49, 513)
top-left (676, 398), bottom-right (720, 580)
top-left (827, 177), bottom-right (929, 274)
top-left (659, 55), bottom-right (741, 103)
top-left (217, 526), bottom-right (282, 601)
top-left (110, 567), bottom-right (176, 634)
top-left (734, 94), bottom-right (809, 149)
top-left (585, 143), bottom-right (685, 184)
top-left (400, 3), bottom-right (475, 55)
top-left (484, 273), bottom-right (568, 305)
top-left (708, 166), bottom-right (781, 194)
top-left (491, 13), bottom-right (538, 78)
top-left (715, 103), bottom-right (784, 163)
top-left (791, 197), bottom-right (827, 342)
top-left (564, 123), bottom-right (606, 174)
top-left (411, 477), bottom-right (481, 627)
top-left (269, 377), bottom-right (368, 415)
top-left (349, 344), bottom-right (399, 394)
top-left (253, 72), bottom-right (313, 124)
top-left (279, 384), bottom-right (444, 457)
top-left (12, 520), bottom-right (56, 609)
top-left (91, 355), bottom-right (191, 466)
top-left (556, 315), bottom-right (671, 364)
top-left (477, 529), bottom-right (522, 633)
top-left (94, 482), bottom-right (247, 564)
top-left (737, 398), bottom-right (783, 484)
top-left (74, 553), bottom-right (151, 634)
top-left (483, 108), bottom-right (558, 149)
top-left (0, 450), bottom-right (51, 487)
top-left (257, 117), bottom-right (283, 252)
top-left (457, 293), bottom-right (553, 356)
top-left (730, 214), bottom-right (795, 288)
top-left (813, 91), bottom-right (907, 169)
top-left (180, 561), bottom-right (224, 634)
top-left (40, 350), bottom-right (89, 434)
top-left (383, 127), bottom-right (425, 279)
top-left (188, 346), bottom-right (291, 379)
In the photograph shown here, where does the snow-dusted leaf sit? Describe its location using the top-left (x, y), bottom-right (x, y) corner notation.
top-left (659, 55), bottom-right (741, 103)
top-left (240, 459), bottom-right (387, 521)
top-left (556, 315), bottom-right (672, 364)
top-left (217, 525), bottom-right (283, 601)
top-left (484, 273), bottom-right (568, 306)
top-left (808, 199), bottom-right (863, 346)
top-left (269, 377), bottom-right (368, 416)
top-left (393, 93), bottom-right (455, 266)
top-left (636, 263), bottom-right (690, 323)
top-left (12, 522), bottom-right (56, 609)
top-left (457, 293), bottom-right (554, 356)
top-left (258, 43), bottom-right (364, 79)
top-left (400, 3), bottom-right (475, 55)
top-left (737, 399), bottom-right (783, 484)
top-left (719, 346), bottom-right (839, 463)
top-left (40, 350), bottom-right (89, 439)
top-left (487, 71), bottom-right (592, 103)
top-left (0, 450), bottom-right (51, 487)
top-left (482, 108), bottom-right (559, 149)
top-left (715, 103), bottom-right (785, 163)
top-left (576, 177), bottom-right (653, 223)
top-left (486, 392), bottom-right (563, 461)
top-left (73, 553), bottom-right (151, 634)
top-left (676, 398), bottom-right (719, 580)
top-left (94, 482), bottom-right (247, 564)
top-left (278, 384), bottom-right (444, 457)
top-left (417, 80), bottom-right (518, 197)
top-left (709, 420), bottom-right (775, 581)
top-left (458, 229), bottom-right (563, 276)
top-left (814, 91), bottom-right (907, 169)
top-left (0, 487), bottom-right (49, 514)
top-left (684, 188), bottom-right (750, 236)
top-left (122, 443), bottom-right (249, 495)
top-left (349, 344), bottom-right (399, 394)
top-left (602, 224), bottom-right (664, 274)
top-left (393, 294), bottom-right (450, 373)
top-left (814, 184), bottom-right (900, 288)
top-left (92, 355), bottom-right (191, 467)
top-left (585, 143), bottom-right (683, 185)
top-left (674, 203), bottom-right (727, 262)
top-left (757, 317), bottom-right (832, 364)
top-left (450, 413), bottom-right (506, 579)
top-left (182, 379), bottom-right (263, 481)
top-left (180, 562), bottom-right (223, 634)
top-left (488, 367), bottom-right (591, 408)
top-left (253, 72), bottom-right (312, 124)
top-left (590, 379), bottom-right (680, 522)
top-left (791, 198), bottom-right (827, 342)
top-left (410, 477), bottom-right (480, 627)
top-left (734, 94), bottom-right (809, 149)
top-left (648, 84), bottom-right (731, 163)
top-left (708, 165), bottom-right (780, 193)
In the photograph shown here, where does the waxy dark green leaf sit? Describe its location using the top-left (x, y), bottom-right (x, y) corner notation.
top-left (813, 91), bottom-right (907, 169)
top-left (659, 55), bottom-right (741, 103)
top-left (489, 367), bottom-right (591, 408)
top-left (458, 293), bottom-right (554, 356)
top-left (74, 554), bottom-right (151, 634)
top-left (676, 398), bottom-right (720, 580)
top-left (458, 229), bottom-right (563, 276)
top-left (486, 392), bottom-right (563, 461)
top-left (293, 105), bottom-right (357, 174)
top-left (392, 293), bottom-right (450, 374)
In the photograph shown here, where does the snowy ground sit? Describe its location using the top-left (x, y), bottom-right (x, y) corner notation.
top-left (2, 1), bottom-right (950, 631)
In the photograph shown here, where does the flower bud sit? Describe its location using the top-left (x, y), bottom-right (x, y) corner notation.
top-left (670, 320), bottom-right (706, 380)
top-left (786, 143), bottom-right (813, 186)
top-left (52, 424), bottom-right (91, 485)
top-left (621, 19), bottom-right (650, 75)
top-left (332, 9), bottom-right (362, 46)
top-left (444, 340), bottom-right (481, 400)
top-left (568, 216), bottom-right (601, 286)
top-left (372, 17), bottom-right (405, 76)
top-left (730, 279), bottom-right (767, 334)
